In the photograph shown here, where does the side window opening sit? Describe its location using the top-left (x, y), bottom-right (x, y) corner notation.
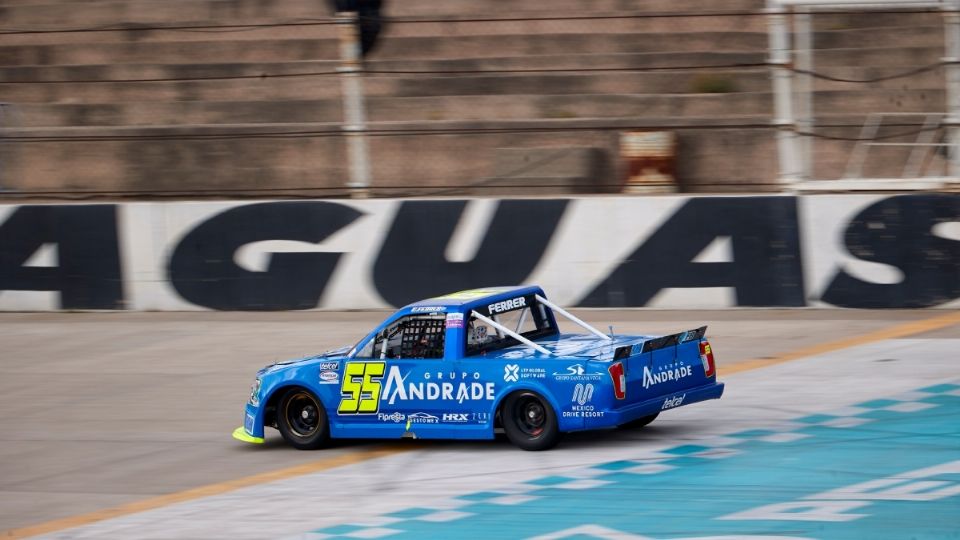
top-left (356, 315), bottom-right (446, 359)
top-left (495, 306), bottom-right (538, 336)
top-left (399, 317), bottom-right (445, 359)
top-left (466, 298), bottom-right (556, 356)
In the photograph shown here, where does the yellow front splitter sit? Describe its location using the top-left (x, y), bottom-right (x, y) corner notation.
top-left (232, 426), bottom-right (264, 444)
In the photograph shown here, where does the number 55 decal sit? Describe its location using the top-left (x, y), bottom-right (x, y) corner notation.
top-left (338, 362), bottom-right (386, 414)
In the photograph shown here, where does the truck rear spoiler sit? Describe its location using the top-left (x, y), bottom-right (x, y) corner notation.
top-left (613, 326), bottom-right (708, 359)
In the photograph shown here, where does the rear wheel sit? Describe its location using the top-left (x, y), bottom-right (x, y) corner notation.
top-left (277, 388), bottom-right (329, 450)
top-left (621, 412), bottom-right (659, 429)
top-left (501, 391), bottom-right (560, 451)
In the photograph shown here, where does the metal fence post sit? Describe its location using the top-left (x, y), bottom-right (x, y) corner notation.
top-left (767, 2), bottom-right (800, 187)
top-left (793, 7), bottom-right (813, 180)
top-left (944, 0), bottom-right (960, 179)
top-left (336, 11), bottom-right (373, 196)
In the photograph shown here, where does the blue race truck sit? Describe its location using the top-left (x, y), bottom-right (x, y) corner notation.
top-left (234, 285), bottom-right (724, 451)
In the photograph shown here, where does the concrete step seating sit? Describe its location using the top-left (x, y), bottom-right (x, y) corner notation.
top-left (0, 0), bottom-right (950, 193)
top-left (1, 31), bottom-right (775, 66)
top-left (9, 88), bottom-right (946, 128)
top-left (2, 0), bottom-right (763, 27)
top-left (0, 66), bottom-right (775, 103)
top-left (1, 23), bottom-right (946, 64)
top-left (1, 60), bottom-right (945, 106)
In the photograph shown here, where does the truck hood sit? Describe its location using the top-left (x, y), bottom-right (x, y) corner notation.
top-left (257, 345), bottom-right (352, 376)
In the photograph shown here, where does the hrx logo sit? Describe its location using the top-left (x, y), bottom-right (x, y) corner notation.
top-left (442, 413), bottom-right (469, 422)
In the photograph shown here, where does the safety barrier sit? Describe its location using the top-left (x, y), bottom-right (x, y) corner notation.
top-left (0, 194), bottom-right (956, 310)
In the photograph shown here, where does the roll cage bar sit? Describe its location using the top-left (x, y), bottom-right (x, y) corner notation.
top-left (470, 294), bottom-right (613, 357)
top-left (534, 295), bottom-right (612, 342)
top-left (348, 294), bottom-right (613, 359)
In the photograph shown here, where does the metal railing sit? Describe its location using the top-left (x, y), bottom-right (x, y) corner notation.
top-left (843, 113), bottom-right (950, 179)
top-left (766, 0), bottom-right (960, 190)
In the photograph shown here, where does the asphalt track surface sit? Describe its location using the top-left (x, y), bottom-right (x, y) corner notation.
top-left (0, 310), bottom-right (958, 539)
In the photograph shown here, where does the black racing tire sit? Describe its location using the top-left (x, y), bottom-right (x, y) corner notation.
top-left (501, 391), bottom-right (560, 451)
top-left (621, 412), bottom-right (659, 429)
top-left (276, 388), bottom-right (330, 450)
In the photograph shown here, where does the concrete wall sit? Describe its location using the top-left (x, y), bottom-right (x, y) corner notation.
top-left (0, 194), bottom-right (957, 311)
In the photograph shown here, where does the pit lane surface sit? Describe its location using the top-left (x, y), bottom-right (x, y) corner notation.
top-left (1, 310), bottom-right (958, 538)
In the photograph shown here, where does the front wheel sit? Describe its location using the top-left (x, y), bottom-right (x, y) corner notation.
top-left (277, 388), bottom-right (329, 450)
top-left (501, 391), bottom-right (560, 451)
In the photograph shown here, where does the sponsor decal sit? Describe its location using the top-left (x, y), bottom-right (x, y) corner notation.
top-left (553, 363), bottom-right (605, 382)
top-left (642, 363), bottom-right (693, 389)
top-left (411, 306), bottom-right (446, 313)
top-left (381, 366), bottom-right (495, 405)
top-left (564, 383), bottom-right (605, 418)
top-left (377, 412), bottom-right (405, 423)
top-left (442, 413), bottom-right (470, 423)
top-left (503, 364), bottom-right (547, 382)
top-left (424, 370), bottom-right (481, 380)
top-left (446, 312), bottom-right (464, 329)
top-left (338, 361), bottom-right (386, 414)
top-left (319, 361), bottom-right (341, 384)
top-left (488, 296), bottom-right (527, 314)
top-left (341, 363), bottom-right (491, 411)
top-left (573, 383), bottom-right (594, 405)
top-left (662, 394), bottom-right (686, 410)
top-left (406, 412), bottom-right (439, 428)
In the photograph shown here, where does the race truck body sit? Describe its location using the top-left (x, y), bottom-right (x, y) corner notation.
top-left (234, 285), bottom-right (724, 450)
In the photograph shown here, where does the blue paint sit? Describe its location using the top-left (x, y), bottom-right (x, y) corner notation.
top-left (594, 460), bottom-right (641, 471)
top-left (309, 383), bottom-right (960, 539)
top-left (384, 507), bottom-right (436, 520)
top-left (457, 491), bottom-right (505, 502)
top-left (528, 475), bottom-right (575, 486)
top-left (238, 285), bottom-right (723, 447)
top-left (661, 444), bottom-right (712, 455)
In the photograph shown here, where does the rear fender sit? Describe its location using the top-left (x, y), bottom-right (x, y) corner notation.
top-left (492, 382), bottom-right (576, 432)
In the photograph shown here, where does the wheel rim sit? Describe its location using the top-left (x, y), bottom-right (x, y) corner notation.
top-left (513, 395), bottom-right (546, 437)
top-left (284, 392), bottom-right (320, 438)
